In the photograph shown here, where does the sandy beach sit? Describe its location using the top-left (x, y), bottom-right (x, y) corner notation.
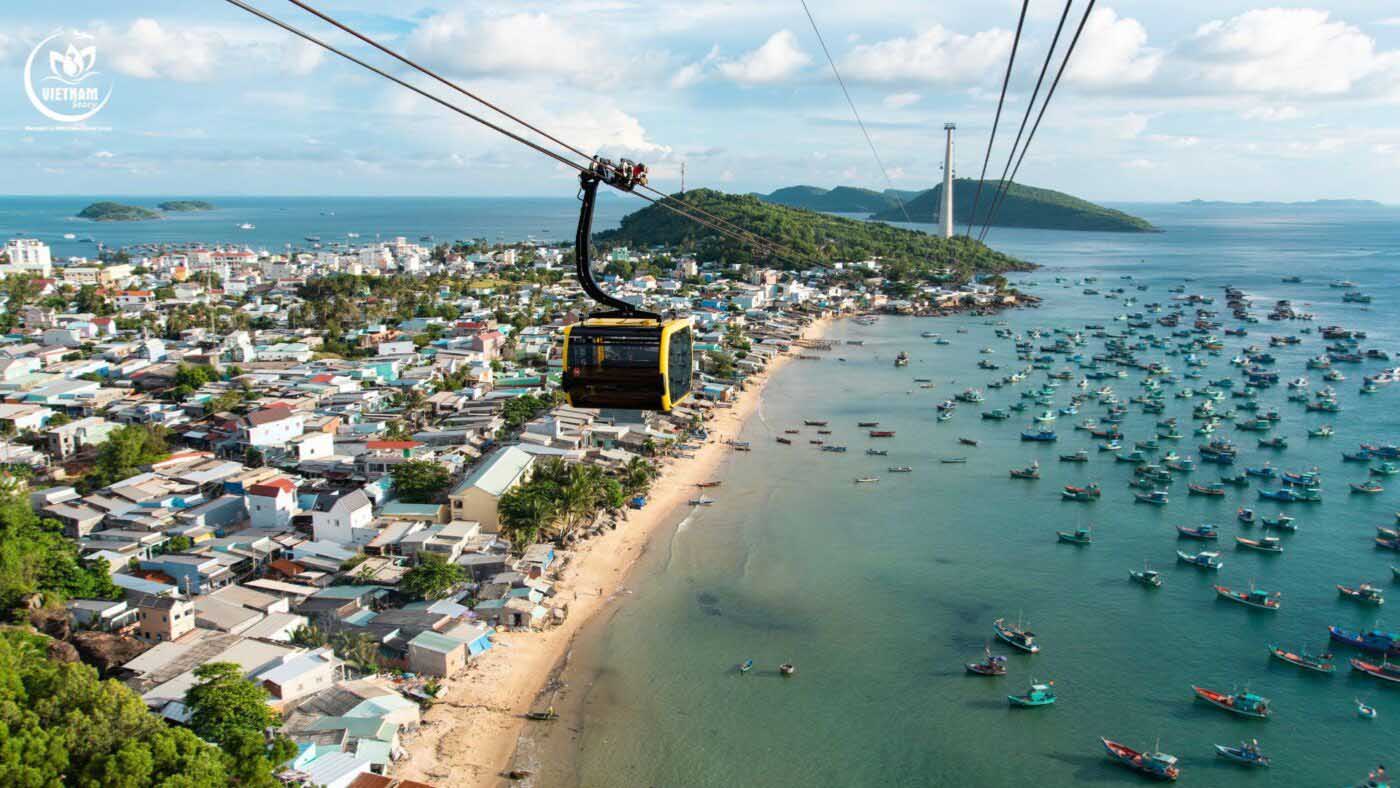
top-left (393, 316), bottom-right (833, 787)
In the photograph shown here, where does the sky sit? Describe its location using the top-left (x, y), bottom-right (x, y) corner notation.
top-left (4, 1), bottom-right (1400, 203)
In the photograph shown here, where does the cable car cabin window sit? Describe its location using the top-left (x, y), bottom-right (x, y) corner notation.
top-left (667, 326), bottom-right (692, 403)
top-left (567, 334), bottom-right (660, 369)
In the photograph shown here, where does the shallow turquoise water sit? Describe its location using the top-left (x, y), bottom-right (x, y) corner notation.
top-left (566, 205), bottom-right (1400, 787)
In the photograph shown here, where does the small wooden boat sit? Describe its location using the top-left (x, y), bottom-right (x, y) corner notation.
top-left (1214, 740), bottom-right (1269, 768)
top-left (1261, 514), bottom-right (1296, 531)
top-left (857, 421), bottom-right (879, 427)
top-left (816, 430), bottom-right (832, 435)
top-left (888, 466), bottom-right (912, 473)
top-left (738, 659), bottom-right (753, 674)
top-left (1352, 480), bottom-right (1384, 494)
top-left (1176, 524), bottom-right (1218, 540)
top-left (1235, 536), bottom-right (1283, 553)
top-left (865, 448), bottom-right (888, 456)
top-left (1057, 526), bottom-right (1093, 544)
top-left (695, 481), bottom-right (722, 488)
top-left (1338, 583), bottom-right (1385, 605)
top-left (853, 477), bottom-right (879, 484)
top-left (1009, 462), bottom-right (1041, 480)
top-left (1356, 698), bottom-right (1377, 718)
top-left (1220, 473), bottom-right (1250, 487)
top-left (1214, 584), bottom-right (1281, 610)
top-left (941, 457), bottom-right (968, 464)
top-left (869, 430), bottom-right (895, 438)
top-left (1134, 490), bottom-right (1169, 505)
top-left (803, 420), bottom-right (828, 426)
top-left (1100, 738), bottom-right (1180, 781)
top-left (1350, 657), bottom-right (1400, 684)
top-left (1192, 685), bottom-right (1271, 718)
top-left (1130, 562), bottom-right (1162, 588)
top-left (1267, 643), bottom-right (1334, 673)
top-left (1237, 507), bottom-right (1256, 524)
top-left (1059, 449), bottom-right (1089, 463)
top-left (776, 436), bottom-right (792, 445)
top-left (994, 617), bottom-right (1039, 654)
top-left (783, 429), bottom-right (800, 434)
top-left (779, 663), bottom-right (796, 677)
top-left (966, 647), bottom-right (1007, 676)
top-left (525, 710), bottom-right (559, 721)
top-left (1177, 550), bottom-right (1224, 570)
top-left (689, 497), bottom-right (716, 506)
top-left (1007, 679), bottom-right (1056, 707)
top-left (1061, 483), bottom-right (1102, 501)
top-left (958, 437), bottom-right (979, 446)
top-left (1188, 482), bottom-right (1226, 497)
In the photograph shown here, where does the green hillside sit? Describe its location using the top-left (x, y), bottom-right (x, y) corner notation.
top-left (76, 201), bottom-right (160, 222)
top-left (759, 185), bottom-right (899, 213)
top-left (595, 189), bottom-right (1032, 280)
top-left (869, 179), bottom-right (1156, 232)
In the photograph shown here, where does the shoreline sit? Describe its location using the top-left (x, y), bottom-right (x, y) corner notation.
top-left (392, 315), bottom-right (835, 787)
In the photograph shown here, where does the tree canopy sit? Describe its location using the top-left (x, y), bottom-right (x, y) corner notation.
top-left (85, 425), bottom-right (169, 490)
top-left (0, 484), bottom-right (119, 616)
top-left (400, 553), bottom-right (465, 601)
top-left (390, 459), bottom-right (452, 504)
top-left (184, 661), bottom-right (296, 785)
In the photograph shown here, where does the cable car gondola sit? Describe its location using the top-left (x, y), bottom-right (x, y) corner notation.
top-left (561, 158), bottom-right (693, 411)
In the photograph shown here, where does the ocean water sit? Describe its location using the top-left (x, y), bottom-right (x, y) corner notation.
top-left (0, 195), bottom-right (633, 258)
top-left (531, 203), bottom-right (1400, 787)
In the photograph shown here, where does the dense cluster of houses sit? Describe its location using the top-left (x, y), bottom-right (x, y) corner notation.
top-left (2, 235), bottom-right (905, 786)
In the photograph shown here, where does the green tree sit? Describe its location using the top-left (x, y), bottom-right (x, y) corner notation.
top-left (400, 553), bottom-right (464, 601)
top-left (86, 425), bottom-right (169, 489)
top-left (165, 535), bottom-right (192, 553)
top-left (390, 459), bottom-right (452, 503)
top-left (184, 662), bottom-right (292, 777)
top-left (0, 485), bottom-right (119, 615)
top-left (497, 486), bottom-right (557, 547)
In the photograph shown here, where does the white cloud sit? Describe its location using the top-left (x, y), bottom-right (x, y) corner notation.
top-left (1180, 9), bottom-right (1387, 96)
top-left (670, 45), bottom-right (719, 89)
top-left (716, 30), bottom-right (810, 85)
top-left (882, 92), bottom-right (921, 109)
top-left (841, 24), bottom-right (1011, 84)
top-left (1116, 113), bottom-right (1150, 139)
top-left (409, 11), bottom-right (624, 87)
top-left (1146, 134), bottom-right (1201, 148)
top-left (1241, 105), bottom-right (1302, 121)
top-left (92, 150), bottom-right (115, 158)
top-left (1066, 7), bottom-right (1162, 87)
top-left (1122, 158), bottom-right (1158, 170)
top-left (281, 38), bottom-right (323, 77)
top-left (103, 19), bottom-right (224, 81)
top-left (1378, 18), bottom-right (1400, 27)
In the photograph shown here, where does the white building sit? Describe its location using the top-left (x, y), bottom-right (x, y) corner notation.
top-left (310, 488), bottom-right (374, 545)
top-left (2, 239), bottom-right (53, 277)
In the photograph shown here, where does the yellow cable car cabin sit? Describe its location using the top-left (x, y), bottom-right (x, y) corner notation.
top-left (562, 318), bottom-right (692, 411)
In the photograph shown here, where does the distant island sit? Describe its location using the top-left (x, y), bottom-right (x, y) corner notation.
top-left (597, 188), bottom-right (1032, 278)
top-left (756, 180), bottom-right (1157, 233)
top-left (76, 202), bottom-right (161, 222)
top-left (157, 200), bottom-right (215, 212)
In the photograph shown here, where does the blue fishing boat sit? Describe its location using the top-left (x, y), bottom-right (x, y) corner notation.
top-left (1214, 740), bottom-right (1270, 768)
top-left (1237, 507), bottom-right (1256, 524)
top-left (1176, 524), bottom-right (1218, 540)
top-left (1177, 550), bottom-right (1224, 570)
top-left (1021, 429), bottom-right (1058, 442)
top-left (1057, 526), bottom-right (1093, 544)
top-left (1328, 626), bottom-right (1400, 656)
top-left (1261, 514), bottom-right (1296, 531)
top-left (738, 659), bottom-right (753, 674)
top-left (1008, 679), bottom-right (1056, 707)
top-left (993, 617), bottom-right (1039, 654)
top-left (1258, 487), bottom-right (1321, 503)
top-left (1135, 490), bottom-right (1169, 505)
top-left (1245, 465), bottom-right (1276, 479)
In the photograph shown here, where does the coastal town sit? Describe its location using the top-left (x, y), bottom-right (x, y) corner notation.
top-left (0, 232), bottom-right (1017, 787)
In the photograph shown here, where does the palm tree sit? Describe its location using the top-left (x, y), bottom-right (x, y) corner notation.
top-left (620, 457), bottom-right (657, 498)
top-left (498, 487), bottom-right (557, 548)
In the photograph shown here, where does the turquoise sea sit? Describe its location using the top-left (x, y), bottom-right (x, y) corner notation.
top-left (518, 203), bottom-right (1400, 787)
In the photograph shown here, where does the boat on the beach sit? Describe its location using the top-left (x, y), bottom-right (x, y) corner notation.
top-left (993, 617), bottom-right (1039, 654)
top-left (1214, 740), bottom-right (1270, 768)
top-left (695, 481), bottom-right (722, 488)
top-left (776, 436), bottom-right (792, 445)
top-left (689, 497), bottom-right (716, 506)
top-left (1192, 685), bottom-right (1271, 718)
top-left (525, 709), bottom-right (559, 721)
top-left (1214, 584), bottom-right (1281, 610)
top-left (1008, 680), bottom-right (1056, 707)
top-left (1338, 583), bottom-right (1385, 605)
top-left (1177, 550), bottom-right (1224, 570)
top-left (1268, 643), bottom-right (1334, 673)
top-left (1100, 738), bottom-right (1180, 781)
top-left (1056, 526), bottom-right (1093, 544)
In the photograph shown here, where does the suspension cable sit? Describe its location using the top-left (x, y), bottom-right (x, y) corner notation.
top-left (219, 0), bottom-right (805, 265)
top-left (800, 0), bottom-right (912, 224)
top-left (965, 0), bottom-right (1030, 237)
top-left (980, 0), bottom-right (1097, 241)
top-left (279, 0), bottom-right (794, 262)
top-left (976, 0), bottom-right (1075, 242)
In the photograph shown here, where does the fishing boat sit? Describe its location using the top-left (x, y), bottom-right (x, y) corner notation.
top-left (993, 617), bottom-right (1039, 654)
top-left (853, 477), bottom-right (879, 484)
top-left (981, 409), bottom-right (1011, 421)
top-left (1237, 507), bottom-right (1256, 525)
top-left (1258, 436), bottom-right (1288, 450)
top-left (865, 448), bottom-right (888, 456)
top-left (803, 419), bottom-right (828, 427)
top-left (1188, 482), bottom-right (1226, 497)
top-left (1268, 643), bottom-right (1335, 673)
top-left (696, 481), bottom-right (722, 488)
top-left (689, 497), bottom-right (716, 506)
top-left (779, 663), bottom-right (796, 677)
top-left (1214, 740), bottom-right (1270, 768)
top-left (775, 436), bottom-right (792, 445)
top-left (1350, 657), bottom-right (1400, 685)
top-left (1309, 425), bottom-right (1334, 438)
top-left (869, 430), bottom-right (896, 438)
top-left (1059, 449), bottom-right (1089, 463)
top-left (1328, 626), bottom-right (1400, 656)
top-left (857, 421), bottom-right (880, 427)
top-left (1214, 584), bottom-right (1282, 610)
top-left (937, 412), bottom-right (954, 423)
top-left (1373, 462), bottom-right (1400, 476)
top-left (1020, 429), bottom-right (1058, 442)
top-left (1245, 465), bottom-right (1277, 479)
top-left (1177, 550), bottom-right (1224, 570)
top-left (965, 647), bottom-right (1007, 676)
top-left (1007, 680), bottom-right (1056, 707)
top-left (958, 437), bottom-right (979, 446)
top-left (1338, 583), bottom-right (1385, 605)
top-left (1236, 536), bottom-right (1283, 553)
top-left (1100, 738), bottom-right (1180, 781)
top-left (1352, 480), bottom-right (1384, 494)
top-left (888, 466), bottom-right (913, 473)
top-left (1130, 562), bottom-right (1163, 588)
top-left (1258, 487), bottom-right (1321, 502)
top-left (941, 457), bottom-right (968, 464)
top-left (1009, 462), bottom-right (1041, 479)
top-left (738, 659), bottom-right (754, 674)
top-left (1220, 473), bottom-right (1249, 487)
top-left (1057, 526), bottom-right (1093, 544)
top-left (525, 709), bottom-right (559, 721)
top-left (821, 445), bottom-right (848, 453)
top-left (1192, 685), bottom-right (1272, 718)
top-left (1356, 698), bottom-right (1378, 719)
top-left (1134, 490), bottom-right (1169, 505)
top-left (1177, 524), bottom-right (1218, 540)
top-left (1061, 483), bottom-right (1101, 501)
top-left (894, 352), bottom-right (909, 367)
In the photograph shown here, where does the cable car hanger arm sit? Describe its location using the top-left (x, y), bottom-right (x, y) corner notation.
top-left (576, 159), bottom-right (660, 320)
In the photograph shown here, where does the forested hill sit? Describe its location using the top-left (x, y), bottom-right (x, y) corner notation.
top-left (867, 179), bottom-right (1157, 232)
top-left (594, 189), bottom-right (1033, 278)
top-left (756, 185), bottom-right (918, 213)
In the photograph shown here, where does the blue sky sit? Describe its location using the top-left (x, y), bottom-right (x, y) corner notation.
top-left (4, 1), bottom-right (1400, 202)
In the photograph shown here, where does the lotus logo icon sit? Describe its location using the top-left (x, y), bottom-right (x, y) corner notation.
top-left (25, 30), bottom-right (113, 124)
